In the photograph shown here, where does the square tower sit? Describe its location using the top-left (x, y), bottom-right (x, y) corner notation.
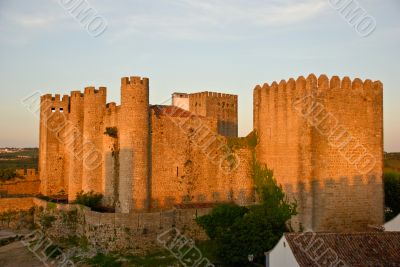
top-left (188, 92), bottom-right (238, 137)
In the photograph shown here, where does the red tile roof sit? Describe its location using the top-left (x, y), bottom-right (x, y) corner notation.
top-left (285, 232), bottom-right (400, 267)
top-left (151, 105), bottom-right (201, 118)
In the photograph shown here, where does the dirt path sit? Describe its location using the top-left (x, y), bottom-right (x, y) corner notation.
top-left (0, 240), bottom-right (47, 267)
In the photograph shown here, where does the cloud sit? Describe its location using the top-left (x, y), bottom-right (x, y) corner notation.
top-left (0, 0), bottom-right (329, 44)
top-left (107, 0), bottom-right (328, 42)
top-left (178, 0), bottom-right (327, 26)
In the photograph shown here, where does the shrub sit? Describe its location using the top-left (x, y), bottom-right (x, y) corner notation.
top-left (88, 253), bottom-right (121, 267)
top-left (40, 214), bottom-right (56, 229)
top-left (0, 168), bottom-right (16, 180)
top-left (73, 191), bottom-right (103, 209)
top-left (196, 204), bottom-right (249, 239)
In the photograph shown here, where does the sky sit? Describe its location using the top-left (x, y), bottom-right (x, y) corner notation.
top-left (0, 0), bottom-right (399, 151)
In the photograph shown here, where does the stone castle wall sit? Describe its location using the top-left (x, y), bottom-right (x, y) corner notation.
top-left (0, 197), bottom-right (210, 254)
top-left (0, 197), bottom-right (36, 212)
top-left (253, 74), bottom-right (384, 231)
top-left (0, 169), bottom-right (39, 196)
top-left (150, 108), bottom-right (254, 209)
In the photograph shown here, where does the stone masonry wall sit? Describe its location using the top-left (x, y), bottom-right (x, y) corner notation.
top-left (0, 198), bottom-right (209, 254)
top-left (150, 107), bottom-right (254, 210)
top-left (0, 197), bottom-right (35, 212)
top-left (0, 180), bottom-right (40, 196)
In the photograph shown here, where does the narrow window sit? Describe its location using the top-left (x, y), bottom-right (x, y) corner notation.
top-left (176, 167), bottom-right (179, 177)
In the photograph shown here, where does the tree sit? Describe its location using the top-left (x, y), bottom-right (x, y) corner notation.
top-left (196, 163), bottom-right (297, 266)
top-left (384, 171), bottom-right (400, 221)
top-left (196, 204), bottom-right (249, 239)
top-left (73, 191), bottom-right (103, 209)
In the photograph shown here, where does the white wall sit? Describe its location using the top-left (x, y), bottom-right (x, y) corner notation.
top-left (267, 236), bottom-right (299, 267)
top-left (385, 214), bottom-right (400, 231)
top-left (172, 93), bottom-right (189, 110)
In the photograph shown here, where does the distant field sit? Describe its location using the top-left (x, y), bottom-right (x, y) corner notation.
top-left (0, 148), bottom-right (38, 170)
top-left (384, 153), bottom-right (400, 173)
top-left (0, 149), bottom-right (397, 174)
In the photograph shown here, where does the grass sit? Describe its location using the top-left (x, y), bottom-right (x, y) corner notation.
top-left (59, 235), bottom-right (90, 251)
top-left (125, 250), bottom-right (179, 267)
top-left (88, 253), bottom-right (122, 267)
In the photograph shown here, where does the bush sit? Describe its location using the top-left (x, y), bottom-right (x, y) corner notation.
top-left (384, 171), bottom-right (400, 221)
top-left (40, 214), bottom-right (56, 229)
top-left (196, 204), bottom-right (248, 239)
top-left (88, 253), bottom-right (121, 267)
top-left (196, 164), bottom-right (297, 266)
top-left (73, 191), bottom-right (103, 209)
top-left (0, 168), bottom-right (16, 180)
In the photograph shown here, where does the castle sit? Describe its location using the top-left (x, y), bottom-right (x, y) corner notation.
top-left (39, 74), bottom-right (384, 232)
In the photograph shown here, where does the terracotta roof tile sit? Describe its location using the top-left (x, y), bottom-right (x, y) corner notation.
top-left (151, 105), bottom-right (201, 118)
top-left (285, 232), bottom-right (400, 267)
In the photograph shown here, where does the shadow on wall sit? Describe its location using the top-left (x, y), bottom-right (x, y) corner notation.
top-left (284, 175), bottom-right (384, 232)
top-left (217, 121), bottom-right (238, 137)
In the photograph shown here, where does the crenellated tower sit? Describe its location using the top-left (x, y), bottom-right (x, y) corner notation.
top-left (39, 94), bottom-right (70, 196)
top-left (254, 74), bottom-right (384, 232)
top-left (118, 76), bottom-right (151, 213)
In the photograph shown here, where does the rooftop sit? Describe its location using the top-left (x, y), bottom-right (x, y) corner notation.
top-left (285, 232), bottom-right (400, 267)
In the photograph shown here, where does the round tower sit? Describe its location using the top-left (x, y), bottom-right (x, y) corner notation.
top-left (118, 76), bottom-right (150, 213)
top-left (67, 91), bottom-right (84, 201)
top-left (82, 87), bottom-right (106, 194)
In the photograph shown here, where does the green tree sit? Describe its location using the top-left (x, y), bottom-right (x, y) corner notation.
top-left (196, 204), bottom-right (249, 239)
top-left (73, 191), bottom-right (103, 209)
top-left (196, 164), bottom-right (297, 266)
top-left (384, 171), bottom-right (400, 221)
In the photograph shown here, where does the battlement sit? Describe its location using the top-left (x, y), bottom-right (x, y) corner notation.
top-left (254, 74), bottom-right (383, 97)
top-left (190, 91), bottom-right (237, 100)
top-left (71, 91), bottom-right (84, 98)
top-left (121, 76), bottom-right (149, 86)
top-left (84, 86), bottom-right (107, 96)
top-left (15, 168), bottom-right (39, 180)
top-left (40, 93), bottom-right (70, 112)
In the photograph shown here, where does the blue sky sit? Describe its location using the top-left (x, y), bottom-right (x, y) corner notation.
top-left (0, 0), bottom-right (399, 151)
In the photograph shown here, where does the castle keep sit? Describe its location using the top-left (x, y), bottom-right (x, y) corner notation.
top-left (39, 74), bottom-right (383, 232)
